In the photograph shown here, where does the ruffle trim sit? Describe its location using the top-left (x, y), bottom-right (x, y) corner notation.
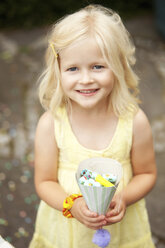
top-left (29, 232), bottom-right (155, 248)
top-left (119, 233), bottom-right (155, 248)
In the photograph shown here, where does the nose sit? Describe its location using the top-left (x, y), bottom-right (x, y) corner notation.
top-left (78, 70), bottom-right (94, 84)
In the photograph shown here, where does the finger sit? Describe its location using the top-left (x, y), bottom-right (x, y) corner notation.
top-left (85, 219), bottom-right (107, 229)
top-left (82, 214), bottom-right (107, 230)
top-left (80, 202), bottom-right (98, 217)
top-left (106, 202), bottom-right (122, 217)
top-left (110, 200), bottom-right (116, 208)
top-left (106, 208), bottom-right (117, 217)
top-left (83, 214), bottom-right (106, 223)
top-left (83, 209), bottom-right (98, 217)
top-left (106, 210), bottom-right (125, 224)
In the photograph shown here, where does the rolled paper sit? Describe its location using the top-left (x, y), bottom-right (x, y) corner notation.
top-left (80, 169), bottom-right (88, 176)
top-left (79, 176), bottom-right (87, 185)
top-left (93, 181), bottom-right (101, 187)
top-left (95, 175), bottom-right (114, 187)
top-left (91, 171), bottom-right (98, 179)
top-left (102, 173), bottom-right (117, 184)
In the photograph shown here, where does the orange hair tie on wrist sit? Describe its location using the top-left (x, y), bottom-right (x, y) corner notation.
top-left (63, 194), bottom-right (82, 218)
top-left (49, 41), bottom-right (58, 58)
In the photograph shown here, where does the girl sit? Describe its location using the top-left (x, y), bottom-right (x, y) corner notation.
top-left (29, 5), bottom-right (157, 248)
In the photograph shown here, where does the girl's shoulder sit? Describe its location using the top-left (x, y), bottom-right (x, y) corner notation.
top-left (132, 108), bottom-right (152, 142)
top-left (38, 110), bottom-right (54, 125)
top-left (35, 111), bottom-right (58, 153)
top-left (133, 108), bottom-right (150, 128)
top-left (36, 111), bottom-right (55, 137)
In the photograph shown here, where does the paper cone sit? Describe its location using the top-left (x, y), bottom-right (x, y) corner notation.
top-left (76, 158), bottom-right (123, 215)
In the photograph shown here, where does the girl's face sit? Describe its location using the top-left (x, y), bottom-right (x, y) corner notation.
top-left (59, 37), bottom-right (114, 111)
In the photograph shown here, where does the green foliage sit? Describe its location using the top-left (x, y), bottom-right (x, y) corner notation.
top-left (0, 0), bottom-right (153, 29)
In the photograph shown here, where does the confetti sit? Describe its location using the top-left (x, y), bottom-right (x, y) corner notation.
top-left (5, 162), bottom-right (12, 170)
top-left (0, 218), bottom-right (8, 226)
top-left (8, 181), bottom-right (16, 191)
top-left (7, 194), bottom-right (14, 201)
top-left (23, 169), bottom-right (32, 179)
top-left (27, 153), bottom-right (34, 162)
top-left (14, 227), bottom-right (29, 238)
top-left (20, 175), bottom-right (28, 183)
top-left (18, 227), bottom-right (25, 233)
top-left (19, 210), bottom-right (27, 218)
top-left (30, 194), bottom-right (38, 201)
top-left (14, 232), bottom-right (21, 238)
top-left (0, 172), bottom-right (6, 180)
top-left (5, 236), bottom-right (12, 243)
top-left (25, 217), bottom-right (32, 224)
top-left (35, 204), bottom-right (39, 211)
top-left (24, 197), bottom-right (32, 205)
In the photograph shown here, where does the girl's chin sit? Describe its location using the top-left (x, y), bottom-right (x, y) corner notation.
top-left (70, 100), bottom-right (107, 111)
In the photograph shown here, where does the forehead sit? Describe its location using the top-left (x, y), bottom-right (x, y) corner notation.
top-left (59, 37), bottom-right (105, 64)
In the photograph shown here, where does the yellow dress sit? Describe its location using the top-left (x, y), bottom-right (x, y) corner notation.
top-left (29, 107), bottom-right (155, 248)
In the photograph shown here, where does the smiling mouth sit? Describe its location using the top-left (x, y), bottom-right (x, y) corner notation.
top-left (76, 89), bottom-right (99, 94)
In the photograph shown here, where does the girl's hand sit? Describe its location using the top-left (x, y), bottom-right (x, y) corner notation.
top-left (105, 194), bottom-right (126, 225)
top-left (70, 197), bottom-right (107, 230)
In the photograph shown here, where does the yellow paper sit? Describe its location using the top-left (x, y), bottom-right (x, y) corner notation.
top-left (95, 174), bottom-right (114, 187)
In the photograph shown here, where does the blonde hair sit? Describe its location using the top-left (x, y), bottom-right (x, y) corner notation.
top-left (39, 4), bottom-right (139, 117)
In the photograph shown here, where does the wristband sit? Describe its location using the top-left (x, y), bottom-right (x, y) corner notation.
top-left (63, 194), bottom-right (82, 218)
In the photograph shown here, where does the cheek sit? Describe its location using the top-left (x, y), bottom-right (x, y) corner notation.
top-left (102, 75), bottom-right (114, 88)
top-left (61, 77), bottom-right (73, 94)
top-left (61, 78), bottom-right (68, 92)
top-left (106, 72), bottom-right (115, 87)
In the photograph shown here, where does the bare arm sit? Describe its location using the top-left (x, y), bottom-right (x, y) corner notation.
top-left (34, 111), bottom-right (67, 211)
top-left (123, 108), bottom-right (157, 206)
top-left (105, 109), bottom-right (157, 224)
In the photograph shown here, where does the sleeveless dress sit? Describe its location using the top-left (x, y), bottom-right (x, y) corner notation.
top-left (29, 106), bottom-right (155, 248)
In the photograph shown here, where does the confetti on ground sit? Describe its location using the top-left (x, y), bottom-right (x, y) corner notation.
top-left (0, 172), bottom-right (6, 180)
top-left (5, 162), bottom-right (12, 170)
top-left (0, 218), bottom-right (8, 226)
top-left (19, 210), bottom-right (27, 218)
top-left (7, 194), bottom-right (14, 201)
top-left (20, 175), bottom-right (28, 183)
top-left (0, 157), bottom-right (39, 247)
top-left (14, 227), bottom-right (29, 238)
top-left (25, 217), bottom-right (32, 224)
top-left (5, 236), bottom-right (12, 243)
top-left (8, 181), bottom-right (16, 191)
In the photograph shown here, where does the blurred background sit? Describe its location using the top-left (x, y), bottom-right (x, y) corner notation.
top-left (0, 0), bottom-right (165, 247)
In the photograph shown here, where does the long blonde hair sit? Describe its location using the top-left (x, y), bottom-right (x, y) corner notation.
top-left (39, 4), bottom-right (139, 117)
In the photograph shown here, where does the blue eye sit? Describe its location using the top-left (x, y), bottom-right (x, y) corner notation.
top-left (93, 65), bottom-right (104, 70)
top-left (68, 67), bottom-right (78, 71)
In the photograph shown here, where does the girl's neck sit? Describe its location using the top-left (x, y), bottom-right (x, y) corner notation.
top-left (67, 102), bottom-right (113, 123)
top-left (69, 97), bottom-right (113, 116)
top-left (65, 101), bottom-right (118, 151)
